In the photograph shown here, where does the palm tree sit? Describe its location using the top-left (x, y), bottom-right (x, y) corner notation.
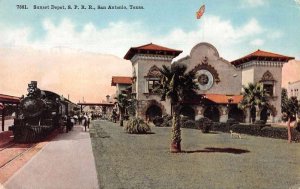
top-left (157, 63), bottom-right (199, 153)
top-left (115, 93), bottom-right (130, 126)
top-left (239, 83), bottom-right (269, 123)
top-left (282, 96), bottom-right (299, 143)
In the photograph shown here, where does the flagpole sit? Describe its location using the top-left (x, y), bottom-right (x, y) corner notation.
top-left (202, 16), bottom-right (205, 42)
top-left (196, 4), bottom-right (205, 42)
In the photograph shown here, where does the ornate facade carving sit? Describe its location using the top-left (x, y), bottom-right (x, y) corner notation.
top-left (191, 56), bottom-right (220, 83)
top-left (145, 65), bottom-right (161, 78)
top-left (260, 70), bottom-right (276, 82)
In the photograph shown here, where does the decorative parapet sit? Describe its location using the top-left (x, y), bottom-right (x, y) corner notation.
top-left (131, 54), bottom-right (174, 64)
top-left (237, 60), bottom-right (285, 69)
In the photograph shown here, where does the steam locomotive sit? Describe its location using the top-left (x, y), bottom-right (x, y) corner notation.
top-left (10, 81), bottom-right (77, 143)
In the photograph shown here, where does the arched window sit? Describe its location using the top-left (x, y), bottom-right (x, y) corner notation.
top-left (260, 71), bottom-right (276, 97)
top-left (144, 65), bottom-right (161, 94)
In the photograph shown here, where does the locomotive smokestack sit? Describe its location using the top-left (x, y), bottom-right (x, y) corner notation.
top-left (31, 81), bottom-right (37, 87)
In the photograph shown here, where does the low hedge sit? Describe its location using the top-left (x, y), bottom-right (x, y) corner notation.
top-left (196, 117), bottom-right (213, 133)
top-left (160, 115), bottom-right (172, 127)
top-left (181, 120), bottom-right (197, 129)
top-left (153, 116), bottom-right (164, 127)
top-left (211, 123), bottom-right (300, 142)
top-left (230, 124), bottom-right (267, 136)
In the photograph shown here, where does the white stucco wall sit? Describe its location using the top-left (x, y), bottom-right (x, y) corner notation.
top-left (242, 67), bottom-right (254, 88)
top-left (253, 64), bottom-right (285, 122)
top-left (132, 55), bottom-right (173, 101)
top-left (288, 80), bottom-right (300, 100)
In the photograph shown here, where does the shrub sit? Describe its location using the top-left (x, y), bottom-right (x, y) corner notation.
top-left (260, 126), bottom-right (286, 139)
top-left (230, 124), bottom-right (266, 136)
top-left (181, 120), bottom-right (197, 129)
top-left (254, 120), bottom-right (266, 125)
top-left (124, 117), bottom-right (151, 134)
top-left (226, 118), bottom-right (239, 125)
top-left (160, 115), bottom-right (172, 127)
top-left (196, 117), bottom-right (213, 133)
top-left (153, 116), bottom-right (164, 127)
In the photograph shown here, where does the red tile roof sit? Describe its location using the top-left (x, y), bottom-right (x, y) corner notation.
top-left (231, 49), bottom-right (294, 66)
top-left (124, 43), bottom-right (182, 60)
top-left (111, 76), bottom-right (132, 86)
top-left (0, 94), bottom-right (20, 104)
top-left (204, 94), bottom-right (243, 104)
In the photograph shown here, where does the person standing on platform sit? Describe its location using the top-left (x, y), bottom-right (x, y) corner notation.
top-left (66, 116), bottom-right (72, 133)
top-left (83, 114), bottom-right (88, 132)
top-left (87, 114), bottom-right (91, 129)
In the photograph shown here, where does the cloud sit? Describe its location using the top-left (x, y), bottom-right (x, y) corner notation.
top-left (267, 31), bottom-right (283, 39)
top-left (295, 0), bottom-right (300, 6)
top-left (0, 16), bottom-right (287, 101)
top-left (242, 0), bottom-right (266, 7)
top-left (0, 26), bottom-right (32, 48)
top-left (0, 48), bottom-right (132, 102)
top-left (250, 38), bottom-right (264, 46)
top-left (0, 16), bottom-right (268, 60)
top-left (158, 16), bottom-right (265, 60)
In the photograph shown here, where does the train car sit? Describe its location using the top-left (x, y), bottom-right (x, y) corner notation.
top-left (9, 81), bottom-right (76, 143)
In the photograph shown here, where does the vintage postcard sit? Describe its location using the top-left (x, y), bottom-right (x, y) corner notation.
top-left (1, 0), bottom-right (300, 188)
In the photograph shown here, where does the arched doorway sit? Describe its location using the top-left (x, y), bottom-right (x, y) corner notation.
top-left (260, 107), bottom-right (267, 123)
top-left (146, 105), bottom-right (162, 121)
top-left (228, 105), bottom-right (245, 123)
top-left (260, 105), bottom-right (276, 123)
top-left (204, 106), bottom-right (220, 122)
top-left (180, 106), bottom-right (195, 120)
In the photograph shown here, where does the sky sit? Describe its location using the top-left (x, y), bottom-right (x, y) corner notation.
top-left (0, 0), bottom-right (300, 102)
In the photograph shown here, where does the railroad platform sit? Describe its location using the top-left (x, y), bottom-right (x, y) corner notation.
top-left (2, 125), bottom-right (99, 189)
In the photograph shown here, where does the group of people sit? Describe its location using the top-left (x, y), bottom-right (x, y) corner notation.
top-left (73, 113), bottom-right (91, 132)
top-left (62, 113), bottom-right (91, 132)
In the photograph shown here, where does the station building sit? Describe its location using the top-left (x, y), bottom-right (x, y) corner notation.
top-left (288, 80), bottom-right (300, 100)
top-left (120, 42), bottom-right (294, 123)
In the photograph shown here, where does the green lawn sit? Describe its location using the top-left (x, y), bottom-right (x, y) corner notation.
top-left (90, 120), bottom-right (300, 189)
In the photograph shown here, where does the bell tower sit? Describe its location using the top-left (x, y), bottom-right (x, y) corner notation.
top-left (232, 49), bottom-right (294, 122)
top-left (124, 43), bottom-right (182, 118)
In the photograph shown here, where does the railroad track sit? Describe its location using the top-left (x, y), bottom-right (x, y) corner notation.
top-left (0, 142), bottom-right (15, 152)
top-left (0, 142), bottom-right (36, 169)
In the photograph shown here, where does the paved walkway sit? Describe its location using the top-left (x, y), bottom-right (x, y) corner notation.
top-left (4, 125), bottom-right (99, 189)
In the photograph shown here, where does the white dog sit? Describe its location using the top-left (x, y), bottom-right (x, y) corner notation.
top-left (230, 130), bottom-right (242, 139)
